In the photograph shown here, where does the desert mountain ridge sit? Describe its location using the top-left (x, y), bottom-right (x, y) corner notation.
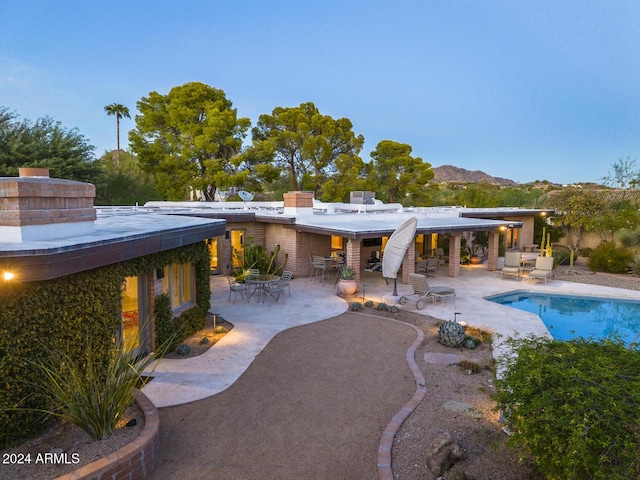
top-left (432, 165), bottom-right (519, 186)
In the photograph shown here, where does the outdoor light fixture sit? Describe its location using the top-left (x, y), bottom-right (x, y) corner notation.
top-left (3, 271), bottom-right (15, 281)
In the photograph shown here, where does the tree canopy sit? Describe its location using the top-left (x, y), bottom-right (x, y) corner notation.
top-left (0, 107), bottom-right (99, 183)
top-left (369, 140), bottom-right (434, 204)
top-left (129, 82), bottom-right (253, 201)
top-left (94, 150), bottom-right (162, 206)
top-left (104, 103), bottom-right (130, 165)
top-left (249, 102), bottom-right (365, 197)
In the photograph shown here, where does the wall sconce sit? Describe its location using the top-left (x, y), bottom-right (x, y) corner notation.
top-left (3, 271), bottom-right (15, 281)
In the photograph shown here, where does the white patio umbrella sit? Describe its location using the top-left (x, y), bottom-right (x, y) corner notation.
top-left (382, 217), bottom-right (418, 296)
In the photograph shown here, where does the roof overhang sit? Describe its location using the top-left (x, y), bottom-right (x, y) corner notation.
top-left (0, 213), bottom-right (226, 282)
top-left (284, 214), bottom-right (522, 239)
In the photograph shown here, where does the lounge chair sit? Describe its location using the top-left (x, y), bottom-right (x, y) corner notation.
top-left (416, 257), bottom-right (439, 277)
top-left (528, 256), bottom-right (555, 283)
top-left (501, 251), bottom-right (523, 280)
top-left (400, 273), bottom-right (456, 309)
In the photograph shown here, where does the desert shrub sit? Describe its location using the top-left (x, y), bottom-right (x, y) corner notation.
top-left (376, 302), bottom-right (388, 311)
top-left (364, 300), bottom-right (374, 308)
top-left (578, 247), bottom-right (593, 258)
top-left (464, 325), bottom-right (493, 345)
top-left (629, 258), bottom-right (640, 276)
top-left (388, 305), bottom-right (399, 313)
top-left (616, 227), bottom-right (640, 249)
top-left (349, 302), bottom-right (362, 311)
top-left (587, 241), bottom-right (633, 273)
top-left (21, 335), bottom-right (160, 441)
top-left (552, 248), bottom-right (573, 267)
top-left (493, 335), bottom-right (640, 480)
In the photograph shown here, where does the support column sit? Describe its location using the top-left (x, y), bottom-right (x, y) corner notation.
top-left (401, 239), bottom-right (416, 284)
top-left (487, 231), bottom-right (500, 271)
top-left (346, 238), bottom-right (362, 282)
top-left (448, 235), bottom-right (461, 277)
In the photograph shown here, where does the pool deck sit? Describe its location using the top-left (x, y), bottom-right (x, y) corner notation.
top-left (142, 264), bottom-right (639, 408)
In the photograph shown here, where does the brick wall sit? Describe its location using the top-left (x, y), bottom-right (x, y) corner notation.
top-left (0, 176), bottom-right (96, 227)
top-left (487, 231), bottom-right (500, 271)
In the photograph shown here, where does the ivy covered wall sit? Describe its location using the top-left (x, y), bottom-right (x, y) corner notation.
top-left (0, 241), bottom-right (211, 448)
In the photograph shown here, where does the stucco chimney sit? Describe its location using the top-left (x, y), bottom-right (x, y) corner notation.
top-left (0, 169), bottom-right (96, 242)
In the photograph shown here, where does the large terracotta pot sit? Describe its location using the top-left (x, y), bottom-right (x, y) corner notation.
top-left (338, 279), bottom-right (357, 296)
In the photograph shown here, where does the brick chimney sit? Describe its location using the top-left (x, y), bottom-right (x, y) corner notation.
top-left (283, 191), bottom-right (314, 215)
top-left (0, 168), bottom-right (96, 242)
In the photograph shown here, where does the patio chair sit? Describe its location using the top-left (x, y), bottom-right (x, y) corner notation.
top-left (263, 282), bottom-right (285, 304)
top-left (528, 256), bottom-right (555, 283)
top-left (312, 255), bottom-right (328, 282)
top-left (400, 273), bottom-right (456, 309)
top-left (227, 276), bottom-right (247, 303)
top-left (501, 251), bottom-right (523, 280)
top-left (279, 270), bottom-right (293, 296)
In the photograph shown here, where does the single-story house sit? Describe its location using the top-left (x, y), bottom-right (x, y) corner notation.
top-left (145, 191), bottom-right (554, 283)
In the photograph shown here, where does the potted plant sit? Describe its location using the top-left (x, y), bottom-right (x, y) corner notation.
top-left (337, 265), bottom-right (357, 296)
top-left (468, 231), bottom-right (488, 264)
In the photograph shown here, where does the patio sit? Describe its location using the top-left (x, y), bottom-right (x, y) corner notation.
top-left (142, 266), bottom-right (639, 408)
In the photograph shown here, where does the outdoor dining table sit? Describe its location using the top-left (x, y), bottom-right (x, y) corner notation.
top-left (245, 274), bottom-right (281, 302)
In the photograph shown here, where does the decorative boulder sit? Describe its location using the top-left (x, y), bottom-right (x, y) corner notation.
top-left (424, 432), bottom-right (466, 476)
top-left (438, 321), bottom-right (466, 347)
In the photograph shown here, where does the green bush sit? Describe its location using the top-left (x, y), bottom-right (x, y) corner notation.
top-left (493, 335), bottom-right (640, 480)
top-left (234, 236), bottom-right (287, 277)
top-left (376, 302), bottom-right (388, 311)
top-left (587, 241), bottom-right (634, 273)
top-left (552, 247), bottom-right (573, 267)
top-left (364, 300), bottom-right (374, 307)
top-left (616, 228), bottom-right (640, 249)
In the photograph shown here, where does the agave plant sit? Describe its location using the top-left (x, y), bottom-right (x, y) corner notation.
top-left (21, 330), bottom-right (162, 440)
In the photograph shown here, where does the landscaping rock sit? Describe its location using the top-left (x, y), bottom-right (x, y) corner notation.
top-left (442, 400), bottom-right (484, 418)
top-left (424, 431), bottom-right (466, 476)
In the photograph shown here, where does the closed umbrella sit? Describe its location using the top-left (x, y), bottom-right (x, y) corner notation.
top-left (382, 217), bottom-right (417, 296)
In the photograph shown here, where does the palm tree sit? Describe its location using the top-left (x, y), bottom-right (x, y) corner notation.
top-left (104, 103), bottom-right (131, 165)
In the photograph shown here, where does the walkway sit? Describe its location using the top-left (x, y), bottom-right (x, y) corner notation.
top-left (143, 266), bottom-right (640, 407)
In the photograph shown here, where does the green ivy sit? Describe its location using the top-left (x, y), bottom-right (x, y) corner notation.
top-left (0, 241), bottom-right (211, 448)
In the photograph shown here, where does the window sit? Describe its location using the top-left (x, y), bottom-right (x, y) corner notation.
top-left (331, 235), bottom-right (344, 250)
top-left (163, 263), bottom-right (194, 310)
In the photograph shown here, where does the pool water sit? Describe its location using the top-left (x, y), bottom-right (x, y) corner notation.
top-left (485, 291), bottom-right (640, 346)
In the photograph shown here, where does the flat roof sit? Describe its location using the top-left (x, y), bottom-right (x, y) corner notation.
top-left (0, 209), bottom-right (225, 281)
top-left (144, 201), bottom-right (540, 239)
top-left (283, 211), bottom-right (521, 239)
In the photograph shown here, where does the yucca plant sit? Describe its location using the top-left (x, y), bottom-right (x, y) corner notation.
top-left (20, 333), bottom-right (161, 441)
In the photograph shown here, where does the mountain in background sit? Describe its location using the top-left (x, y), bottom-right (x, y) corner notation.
top-left (432, 165), bottom-right (518, 186)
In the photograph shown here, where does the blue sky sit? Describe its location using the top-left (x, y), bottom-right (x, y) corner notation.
top-left (1, 1), bottom-right (638, 185)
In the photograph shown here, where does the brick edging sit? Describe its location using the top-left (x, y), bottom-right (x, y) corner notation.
top-left (350, 312), bottom-right (426, 480)
top-left (54, 391), bottom-right (160, 480)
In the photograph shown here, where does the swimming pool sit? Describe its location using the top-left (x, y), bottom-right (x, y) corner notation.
top-left (485, 290), bottom-right (640, 346)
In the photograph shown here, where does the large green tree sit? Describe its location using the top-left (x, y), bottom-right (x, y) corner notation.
top-left (369, 140), bottom-right (434, 204)
top-left (547, 188), bottom-right (608, 251)
top-left (0, 107), bottom-right (99, 182)
top-left (104, 103), bottom-right (130, 166)
top-left (129, 82), bottom-right (252, 201)
top-left (249, 102), bottom-right (365, 196)
top-left (94, 150), bottom-right (162, 205)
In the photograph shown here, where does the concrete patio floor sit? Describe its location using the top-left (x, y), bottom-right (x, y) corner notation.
top-left (142, 264), bottom-right (639, 408)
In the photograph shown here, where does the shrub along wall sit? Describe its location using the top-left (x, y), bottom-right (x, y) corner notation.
top-left (0, 241), bottom-right (210, 448)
